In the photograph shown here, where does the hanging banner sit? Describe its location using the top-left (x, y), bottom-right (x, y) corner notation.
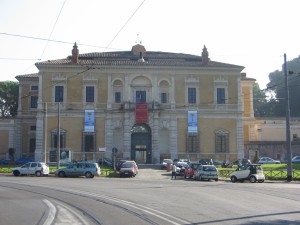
top-left (135, 104), bottom-right (148, 123)
top-left (84, 110), bottom-right (95, 132)
top-left (188, 111), bottom-right (198, 133)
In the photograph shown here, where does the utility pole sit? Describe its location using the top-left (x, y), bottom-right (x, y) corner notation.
top-left (44, 102), bottom-right (47, 163)
top-left (57, 102), bottom-right (61, 169)
top-left (284, 53), bottom-right (292, 181)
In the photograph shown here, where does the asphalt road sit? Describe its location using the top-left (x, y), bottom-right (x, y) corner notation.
top-left (0, 169), bottom-right (300, 225)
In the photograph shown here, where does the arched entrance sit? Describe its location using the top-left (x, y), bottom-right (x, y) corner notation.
top-left (131, 124), bottom-right (152, 164)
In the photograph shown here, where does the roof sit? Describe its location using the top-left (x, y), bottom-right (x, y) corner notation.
top-left (15, 73), bottom-right (38, 81)
top-left (35, 50), bottom-right (244, 69)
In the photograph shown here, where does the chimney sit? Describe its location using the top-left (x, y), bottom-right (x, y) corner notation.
top-left (72, 42), bottom-right (79, 63)
top-left (201, 45), bottom-right (209, 66)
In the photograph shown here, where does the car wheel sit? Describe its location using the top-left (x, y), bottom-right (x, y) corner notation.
top-left (85, 172), bottom-right (93, 178)
top-left (13, 170), bottom-right (20, 176)
top-left (58, 171), bottom-right (66, 177)
top-left (230, 176), bottom-right (237, 183)
top-left (184, 174), bottom-right (186, 179)
top-left (198, 175), bottom-right (202, 181)
top-left (250, 176), bottom-right (257, 183)
top-left (35, 171), bottom-right (42, 177)
top-left (215, 178), bottom-right (218, 182)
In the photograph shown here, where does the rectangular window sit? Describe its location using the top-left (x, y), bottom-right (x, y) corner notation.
top-left (186, 133), bottom-right (199, 152)
top-left (86, 86), bottom-right (94, 102)
top-left (30, 126), bottom-right (36, 131)
top-left (30, 96), bottom-right (38, 108)
top-left (136, 91), bottom-right (146, 103)
top-left (53, 134), bottom-right (65, 148)
top-left (115, 92), bottom-right (121, 103)
top-left (161, 93), bottom-right (167, 103)
top-left (55, 86), bottom-right (64, 102)
top-left (188, 88), bottom-right (196, 104)
top-left (31, 86), bottom-right (38, 91)
top-left (215, 134), bottom-right (229, 153)
top-left (217, 88), bottom-right (225, 104)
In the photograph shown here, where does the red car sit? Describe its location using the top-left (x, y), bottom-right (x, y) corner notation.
top-left (184, 163), bottom-right (202, 179)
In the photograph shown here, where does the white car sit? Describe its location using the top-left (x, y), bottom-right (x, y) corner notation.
top-left (230, 164), bottom-right (265, 183)
top-left (258, 157), bottom-right (281, 164)
top-left (193, 165), bottom-right (218, 181)
top-left (12, 162), bottom-right (50, 177)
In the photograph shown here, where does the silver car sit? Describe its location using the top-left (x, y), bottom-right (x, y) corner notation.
top-left (193, 165), bottom-right (218, 181)
top-left (55, 162), bottom-right (101, 178)
top-left (12, 162), bottom-right (49, 177)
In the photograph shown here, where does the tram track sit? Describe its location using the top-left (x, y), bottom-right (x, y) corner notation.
top-left (0, 181), bottom-right (188, 225)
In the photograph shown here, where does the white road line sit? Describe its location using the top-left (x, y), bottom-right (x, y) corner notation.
top-left (42, 199), bottom-right (56, 225)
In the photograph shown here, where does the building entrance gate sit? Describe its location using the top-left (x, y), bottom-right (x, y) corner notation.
top-left (131, 124), bottom-right (152, 164)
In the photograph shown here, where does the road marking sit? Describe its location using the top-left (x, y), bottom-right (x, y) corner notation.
top-left (42, 199), bottom-right (56, 225)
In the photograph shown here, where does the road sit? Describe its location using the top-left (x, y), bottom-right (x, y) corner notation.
top-left (0, 169), bottom-right (299, 225)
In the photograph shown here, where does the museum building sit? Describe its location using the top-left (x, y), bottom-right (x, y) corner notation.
top-left (14, 43), bottom-right (255, 164)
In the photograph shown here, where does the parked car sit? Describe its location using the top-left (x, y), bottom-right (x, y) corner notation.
top-left (230, 164), bottom-right (265, 183)
top-left (55, 162), bottom-right (100, 178)
top-left (193, 165), bottom-right (218, 181)
top-left (12, 162), bottom-right (49, 177)
top-left (184, 163), bottom-right (201, 179)
top-left (97, 157), bottom-right (113, 167)
top-left (292, 156), bottom-right (300, 164)
top-left (0, 158), bottom-right (10, 165)
top-left (119, 161), bottom-right (138, 177)
top-left (198, 159), bottom-right (214, 165)
top-left (116, 159), bottom-right (129, 171)
top-left (161, 159), bottom-right (173, 170)
top-left (258, 157), bottom-right (281, 164)
top-left (175, 162), bottom-right (188, 176)
top-left (15, 157), bottom-right (36, 165)
top-left (232, 158), bottom-right (251, 166)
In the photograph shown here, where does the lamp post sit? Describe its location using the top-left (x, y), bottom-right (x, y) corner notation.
top-left (283, 53), bottom-right (292, 181)
top-left (57, 102), bottom-right (61, 169)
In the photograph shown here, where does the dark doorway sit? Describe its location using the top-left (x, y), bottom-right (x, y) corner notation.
top-left (131, 124), bottom-right (152, 163)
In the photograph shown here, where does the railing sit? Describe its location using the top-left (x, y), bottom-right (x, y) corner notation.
top-left (218, 169), bottom-right (300, 180)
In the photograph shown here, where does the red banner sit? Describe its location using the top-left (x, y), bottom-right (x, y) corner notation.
top-left (135, 104), bottom-right (148, 123)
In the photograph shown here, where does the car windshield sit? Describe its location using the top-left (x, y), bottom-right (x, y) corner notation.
top-left (122, 163), bottom-right (133, 168)
top-left (203, 166), bottom-right (216, 171)
top-left (203, 166), bottom-right (217, 171)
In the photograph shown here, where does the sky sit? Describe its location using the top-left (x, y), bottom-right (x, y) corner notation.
top-left (0, 0), bottom-right (299, 89)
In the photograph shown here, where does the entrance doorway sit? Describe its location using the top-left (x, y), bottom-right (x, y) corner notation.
top-left (131, 124), bottom-right (152, 164)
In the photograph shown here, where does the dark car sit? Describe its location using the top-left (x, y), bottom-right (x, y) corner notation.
top-left (199, 159), bottom-right (214, 165)
top-left (0, 158), bottom-right (10, 165)
top-left (184, 163), bottom-right (202, 179)
top-left (97, 158), bottom-right (113, 167)
top-left (232, 158), bottom-right (251, 166)
top-left (15, 157), bottom-right (36, 165)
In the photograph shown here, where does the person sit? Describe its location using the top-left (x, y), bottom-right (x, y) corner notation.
top-left (171, 163), bottom-right (177, 179)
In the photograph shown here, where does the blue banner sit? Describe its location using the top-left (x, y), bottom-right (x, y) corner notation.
top-left (84, 110), bottom-right (95, 132)
top-left (188, 111), bottom-right (198, 133)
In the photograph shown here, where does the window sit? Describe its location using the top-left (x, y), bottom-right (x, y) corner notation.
top-left (84, 133), bottom-right (95, 152)
top-left (136, 91), bottom-right (146, 103)
top-left (52, 133), bottom-right (66, 149)
top-left (86, 86), bottom-right (94, 102)
top-left (217, 88), bottom-right (225, 104)
top-left (55, 86), bottom-right (64, 102)
top-left (186, 133), bottom-right (199, 152)
top-left (188, 88), bottom-right (196, 104)
top-left (30, 96), bottom-right (38, 108)
top-left (31, 85), bottom-right (38, 91)
top-left (161, 93), bottom-right (167, 104)
top-left (30, 126), bottom-right (36, 131)
top-left (215, 130), bottom-right (229, 153)
top-left (115, 92), bottom-right (121, 103)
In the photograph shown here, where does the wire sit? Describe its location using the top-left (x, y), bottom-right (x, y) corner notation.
top-left (39, 0), bottom-right (67, 60)
top-left (104, 0), bottom-right (147, 51)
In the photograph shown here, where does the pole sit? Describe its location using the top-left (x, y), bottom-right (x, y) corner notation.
top-left (284, 53), bottom-right (292, 181)
top-left (57, 102), bottom-right (61, 169)
top-left (44, 102), bottom-right (47, 163)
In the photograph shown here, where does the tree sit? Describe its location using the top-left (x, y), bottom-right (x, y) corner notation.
top-left (266, 56), bottom-right (300, 117)
top-left (253, 82), bottom-right (278, 117)
top-left (0, 81), bottom-right (19, 118)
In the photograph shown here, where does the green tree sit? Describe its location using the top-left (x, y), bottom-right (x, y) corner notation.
top-left (253, 82), bottom-right (278, 117)
top-left (0, 81), bottom-right (19, 118)
top-left (267, 56), bottom-right (300, 117)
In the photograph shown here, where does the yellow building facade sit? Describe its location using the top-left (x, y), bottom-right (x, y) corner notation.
top-left (14, 43), bottom-right (254, 164)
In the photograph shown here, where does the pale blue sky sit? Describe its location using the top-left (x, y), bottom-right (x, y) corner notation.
top-left (1, 0), bottom-right (299, 88)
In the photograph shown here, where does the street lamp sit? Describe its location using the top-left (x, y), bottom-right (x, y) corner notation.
top-left (283, 53), bottom-right (292, 181)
